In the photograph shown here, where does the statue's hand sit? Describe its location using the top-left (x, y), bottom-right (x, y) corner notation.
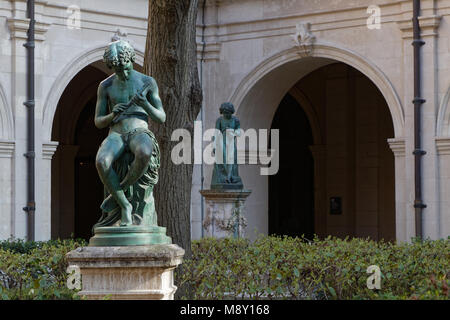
top-left (131, 92), bottom-right (149, 108)
top-left (112, 103), bottom-right (128, 115)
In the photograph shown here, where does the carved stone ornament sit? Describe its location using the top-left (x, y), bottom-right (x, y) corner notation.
top-left (292, 22), bottom-right (316, 56)
top-left (111, 28), bottom-right (128, 42)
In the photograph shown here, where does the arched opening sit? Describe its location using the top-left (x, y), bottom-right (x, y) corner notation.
top-left (233, 50), bottom-right (398, 241)
top-left (269, 93), bottom-right (314, 239)
top-left (51, 63), bottom-right (110, 240)
top-left (270, 62), bottom-right (395, 240)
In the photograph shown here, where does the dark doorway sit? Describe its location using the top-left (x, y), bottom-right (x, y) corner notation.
top-left (74, 97), bottom-right (108, 240)
top-left (269, 93), bottom-right (315, 239)
top-left (51, 64), bottom-right (109, 241)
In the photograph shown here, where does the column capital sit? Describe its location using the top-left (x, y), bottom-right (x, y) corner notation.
top-left (42, 141), bottom-right (59, 160)
top-left (387, 138), bottom-right (405, 157)
top-left (7, 17), bottom-right (51, 42)
top-left (435, 137), bottom-right (450, 155)
top-left (0, 140), bottom-right (15, 158)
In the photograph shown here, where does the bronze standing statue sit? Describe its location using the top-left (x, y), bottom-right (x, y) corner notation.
top-left (211, 102), bottom-right (244, 190)
top-left (89, 40), bottom-right (170, 245)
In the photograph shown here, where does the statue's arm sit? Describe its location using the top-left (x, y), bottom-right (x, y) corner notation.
top-left (212, 118), bottom-right (222, 154)
top-left (94, 84), bottom-right (115, 129)
top-left (215, 117), bottom-right (222, 132)
top-left (213, 118), bottom-right (222, 142)
top-left (134, 77), bottom-right (166, 124)
top-left (216, 118), bottom-right (222, 130)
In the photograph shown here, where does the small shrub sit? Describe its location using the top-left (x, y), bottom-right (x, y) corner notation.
top-left (0, 238), bottom-right (86, 300)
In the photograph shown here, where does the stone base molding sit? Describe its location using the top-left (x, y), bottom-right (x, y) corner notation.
top-left (66, 244), bottom-right (185, 300)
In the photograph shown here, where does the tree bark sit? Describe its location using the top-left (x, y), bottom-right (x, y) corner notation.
top-left (144, 0), bottom-right (202, 258)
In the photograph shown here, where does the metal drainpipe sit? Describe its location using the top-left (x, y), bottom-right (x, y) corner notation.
top-left (412, 0), bottom-right (426, 239)
top-left (23, 0), bottom-right (36, 241)
top-left (199, 0), bottom-right (206, 238)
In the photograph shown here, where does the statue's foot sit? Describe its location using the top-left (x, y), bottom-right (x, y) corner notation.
top-left (101, 192), bottom-right (132, 213)
top-left (100, 194), bottom-right (117, 213)
top-left (120, 202), bottom-right (133, 227)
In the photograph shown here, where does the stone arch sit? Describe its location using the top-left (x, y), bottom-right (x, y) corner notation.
top-left (436, 85), bottom-right (450, 136)
top-left (0, 81), bottom-right (13, 140)
top-left (229, 41), bottom-right (404, 137)
top-left (42, 44), bottom-right (145, 141)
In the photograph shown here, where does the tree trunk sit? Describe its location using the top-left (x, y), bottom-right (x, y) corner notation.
top-left (144, 0), bottom-right (202, 258)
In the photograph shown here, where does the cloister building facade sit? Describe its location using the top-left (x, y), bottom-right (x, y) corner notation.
top-left (0, 0), bottom-right (449, 242)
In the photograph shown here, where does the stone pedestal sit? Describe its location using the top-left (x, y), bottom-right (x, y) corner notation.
top-left (66, 244), bottom-right (184, 300)
top-left (200, 189), bottom-right (251, 238)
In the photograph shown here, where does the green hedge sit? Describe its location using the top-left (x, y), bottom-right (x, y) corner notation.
top-left (177, 236), bottom-right (450, 300)
top-left (1, 236), bottom-right (448, 300)
top-left (0, 238), bottom-right (86, 300)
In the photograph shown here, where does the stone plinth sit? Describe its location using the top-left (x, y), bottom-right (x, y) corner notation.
top-left (66, 244), bottom-right (184, 300)
top-left (89, 225), bottom-right (171, 246)
top-left (200, 189), bottom-right (251, 238)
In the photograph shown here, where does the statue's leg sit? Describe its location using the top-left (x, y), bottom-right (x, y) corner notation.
top-left (120, 132), bottom-right (153, 190)
top-left (225, 164), bottom-right (233, 183)
top-left (224, 145), bottom-right (232, 182)
top-left (95, 133), bottom-right (132, 226)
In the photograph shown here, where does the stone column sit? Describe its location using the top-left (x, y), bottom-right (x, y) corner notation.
top-left (8, 4), bottom-right (31, 239)
top-left (37, 141), bottom-right (58, 240)
top-left (417, 11), bottom-right (442, 240)
top-left (388, 138), bottom-right (408, 242)
top-left (397, 4), bottom-right (442, 240)
top-left (66, 244), bottom-right (184, 300)
top-left (7, 0), bottom-right (51, 239)
top-left (435, 137), bottom-right (450, 239)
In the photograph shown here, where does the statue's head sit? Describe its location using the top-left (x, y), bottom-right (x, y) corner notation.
top-left (103, 40), bottom-right (136, 80)
top-left (219, 102), bottom-right (235, 117)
